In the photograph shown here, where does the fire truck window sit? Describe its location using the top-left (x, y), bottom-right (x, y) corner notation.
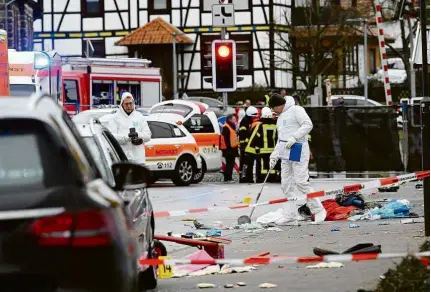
top-left (64, 80), bottom-right (79, 103)
top-left (92, 80), bottom-right (114, 106)
top-left (116, 81), bottom-right (141, 106)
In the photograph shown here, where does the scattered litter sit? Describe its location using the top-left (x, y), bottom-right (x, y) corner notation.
top-left (401, 218), bottom-right (425, 224)
top-left (349, 224), bottom-right (360, 228)
top-left (189, 265), bottom-right (221, 277)
top-left (259, 283), bottom-right (278, 288)
top-left (266, 227), bottom-right (283, 232)
top-left (378, 222), bottom-right (390, 225)
top-left (331, 228), bottom-right (340, 232)
top-left (205, 230), bottom-right (222, 237)
top-left (278, 265), bottom-right (284, 268)
top-left (197, 283), bottom-right (216, 289)
top-left (348, 199), bottom-right (412, 221)
top-left (306, 262), bottom-right (344, 269)
top-left (241, 222), bottom-right (263, 231)
top-left (218, 266), bottom-right (257, 274)
top-left (213, 221), bottom-right (229, 230)
top-left (237, 282), bottom-right (247, 287)
top-left (224, 284), bottom-right (234, 288)
top-left (193, 220), bottom-right (213, 230)
top-left (243, 197), bottom-right (252, 204)
top-left (256, 208), bottom-right (292, 226)
top-left (181, 218), bottom-right (196, 222)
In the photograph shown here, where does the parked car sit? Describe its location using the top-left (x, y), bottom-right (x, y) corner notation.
top-left (150, 100), bottom-right (222, 183)
top-left (331, 95), bottom-right (403, 129)
top-left (73, 109), bottom-right (202, 186)
top-left (73, 118), bottom-right (158, 291)
top-left (0, 93), bottom-right (146, 291)
top-left (331, 95), bottom-right (382, 106)
top-left (183, 96), bottom-right (235, 117)
top-left (372, 58), bottom-right (408, 84)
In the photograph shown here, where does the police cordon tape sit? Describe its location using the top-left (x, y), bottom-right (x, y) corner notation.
top-left (154, 171), bottom-right (430, 219)
top-left (140, 252), bottom-right (430, 266)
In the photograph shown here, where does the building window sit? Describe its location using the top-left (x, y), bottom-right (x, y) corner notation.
top-left (369, 49), bottom-right (376, 73)
top-left (148, 0), bottom-right (171, 14)
top-left (200, 34), bottom-right (253, 76)
top-left (82, 39), bottom-right (105, 57)
top-left (81, 0), bottom-right (104, 17)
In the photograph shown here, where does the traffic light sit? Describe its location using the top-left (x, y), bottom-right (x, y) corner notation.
top-left (211, 40), bottom-right (237, 92)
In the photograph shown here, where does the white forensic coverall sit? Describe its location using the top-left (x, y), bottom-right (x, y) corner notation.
top-left (105, 95), bottom-right (152, 164)
top-left (270, 96), bottom-right (326, 224)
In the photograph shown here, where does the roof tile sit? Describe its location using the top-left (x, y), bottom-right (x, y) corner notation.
top-left (115, 17), bottom-right (193, 46)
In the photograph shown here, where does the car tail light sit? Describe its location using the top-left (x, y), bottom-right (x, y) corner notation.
top-left (31, 209), bottom-right (112, 247)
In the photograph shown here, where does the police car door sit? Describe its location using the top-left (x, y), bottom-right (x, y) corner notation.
top-left (147, 121), bottom-right (182, 171)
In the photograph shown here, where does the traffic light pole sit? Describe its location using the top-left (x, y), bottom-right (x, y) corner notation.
top-left (419, 0), bottom-right (430, 236)
top-left (221, 27), bottom-right (228, 112)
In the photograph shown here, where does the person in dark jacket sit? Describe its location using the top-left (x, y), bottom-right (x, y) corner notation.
top-left (238, 106), bottom-right (259, 183)
top-left (220, 114), bottom-right (239, 183)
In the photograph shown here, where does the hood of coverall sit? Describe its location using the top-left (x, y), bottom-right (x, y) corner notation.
top-left (282, 96), bottom-right (296, 113)
top-left (119, 92), bottom-right (135, 117)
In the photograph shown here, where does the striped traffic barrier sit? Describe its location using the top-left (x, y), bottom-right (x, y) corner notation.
top-left (154, 170), bottom-right (429, 218)
top-left (140, 252), bottom-right (430, 266)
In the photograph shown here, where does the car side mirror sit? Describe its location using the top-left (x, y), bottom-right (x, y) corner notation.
top-left (112, 162), bottom-right (151, 191)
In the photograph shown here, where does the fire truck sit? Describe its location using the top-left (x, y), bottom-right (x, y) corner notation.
top-left (8, 49), bottom-right (63, 100)
top-left (61, 57), bottom-right (162, 116)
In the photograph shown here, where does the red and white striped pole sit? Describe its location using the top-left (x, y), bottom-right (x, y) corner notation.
top-left (374, 1), bottom-right (393, 106)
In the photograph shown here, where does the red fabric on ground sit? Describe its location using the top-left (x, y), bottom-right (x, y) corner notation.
top-left (322, 199), bottom-right (359, 221)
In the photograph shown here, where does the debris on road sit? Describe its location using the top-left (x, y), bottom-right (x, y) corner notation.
top-left (181, 218), bottom-right (197, 222)
top-left (197, 283), bottom-right (216, 289)
top-left (306, 262), bottom-right (344, 269)
top-left (237, 282), bottom-right (247, 286)
top-left (378, 222), bottom-right (390, 225)
top-left (266, 227), bottom-right (283, 232)
top-left (224, 284), bottom-right (234, 288)
top-left (401, 218), bottom-right (425, 224)
top-left (349, 224), bottom-right (360, 228)
top-left (259, 283), bottom-right (278, 288)
top-left (331, 228), bottom-right (340, 232)
top-left (205, 230), bottom-right (222, 237)
top-left (348, 199), bottom-right (413, 221)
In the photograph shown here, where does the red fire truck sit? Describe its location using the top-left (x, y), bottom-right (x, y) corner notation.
top-left (62, 57), bottom-right (163, 116)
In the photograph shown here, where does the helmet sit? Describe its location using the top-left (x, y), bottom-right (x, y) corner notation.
top-left (261, 107), bottom-right (273, 119)
top-left (246, 106), bottom-right (258, 117)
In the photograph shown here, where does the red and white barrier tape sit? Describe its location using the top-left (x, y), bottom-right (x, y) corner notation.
top-left (140, 252), bottom-right (430, 266)
top-left (374, 1), bottom-right (393, 106)
top-left (154, 170), bottom-right (429, 218)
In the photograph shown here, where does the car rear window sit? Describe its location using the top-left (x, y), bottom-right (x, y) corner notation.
top-left (183, 114), bottom-right (215, 133)
top-left (0, 119), bottom-right (76, 190)
top-left (150, 104), bottom-right (193, 117)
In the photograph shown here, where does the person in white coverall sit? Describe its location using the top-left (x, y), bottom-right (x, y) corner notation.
top-left (268, 94), bottom-right (327, 224)
top-left (105, 92), bottom-right (152, 164)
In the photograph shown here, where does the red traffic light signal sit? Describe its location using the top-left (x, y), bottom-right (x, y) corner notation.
top-left (211, 40), bottom-right (237, 92)
top-left (217, 45), bottom-right (231, 58)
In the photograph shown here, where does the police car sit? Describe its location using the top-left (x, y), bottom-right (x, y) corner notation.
top-left (72, 109), bottom-right (202, 186)
top-left (150, 100), bottom-right (222, 184)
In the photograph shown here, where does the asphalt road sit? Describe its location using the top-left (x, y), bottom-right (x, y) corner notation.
top-left (148, 177), bottom-right (428, 292)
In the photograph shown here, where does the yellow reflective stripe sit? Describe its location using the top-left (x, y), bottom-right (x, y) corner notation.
top-left (261, 124), bottom-right (277, 152)
top-left (239, 126), bottom-right (247, 131)
top-left (245, 123), bottom-right (260, 154)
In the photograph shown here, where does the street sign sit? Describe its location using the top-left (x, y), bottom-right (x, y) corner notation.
top-left (212, 4), bottom-right (235, 27)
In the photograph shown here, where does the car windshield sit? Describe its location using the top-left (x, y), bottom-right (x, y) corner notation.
top-left (10, 84), bottom-right (36, 97)
top-left (150, 104), bottom-right (193, 117)
top-left (82, 137), bottom-right (109, 180)
top-left (0, 120), bottom-right (75, 191)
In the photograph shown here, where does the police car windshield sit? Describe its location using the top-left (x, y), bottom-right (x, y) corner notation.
top-left (150, 104), bottom-right (192, 117)
top-left (10, 84), bottom-right (36, 97)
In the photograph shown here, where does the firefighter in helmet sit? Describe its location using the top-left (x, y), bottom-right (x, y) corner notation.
top-left (238, 106), bottom-right (259, 183)
top-left (245, 107), bottom-right (278, 183)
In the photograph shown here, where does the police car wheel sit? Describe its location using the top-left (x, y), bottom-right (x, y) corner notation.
top-left (172, 157), bottom-right (195, 186)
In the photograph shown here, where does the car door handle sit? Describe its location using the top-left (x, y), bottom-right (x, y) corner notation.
top-left (174, 144), bottom-right (180, 148)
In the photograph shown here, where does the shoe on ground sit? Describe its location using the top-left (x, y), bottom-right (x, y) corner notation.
top-left (224, 180), bottom-right (236, 184)
top-left (313, 209), bottom-right (327, 223)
